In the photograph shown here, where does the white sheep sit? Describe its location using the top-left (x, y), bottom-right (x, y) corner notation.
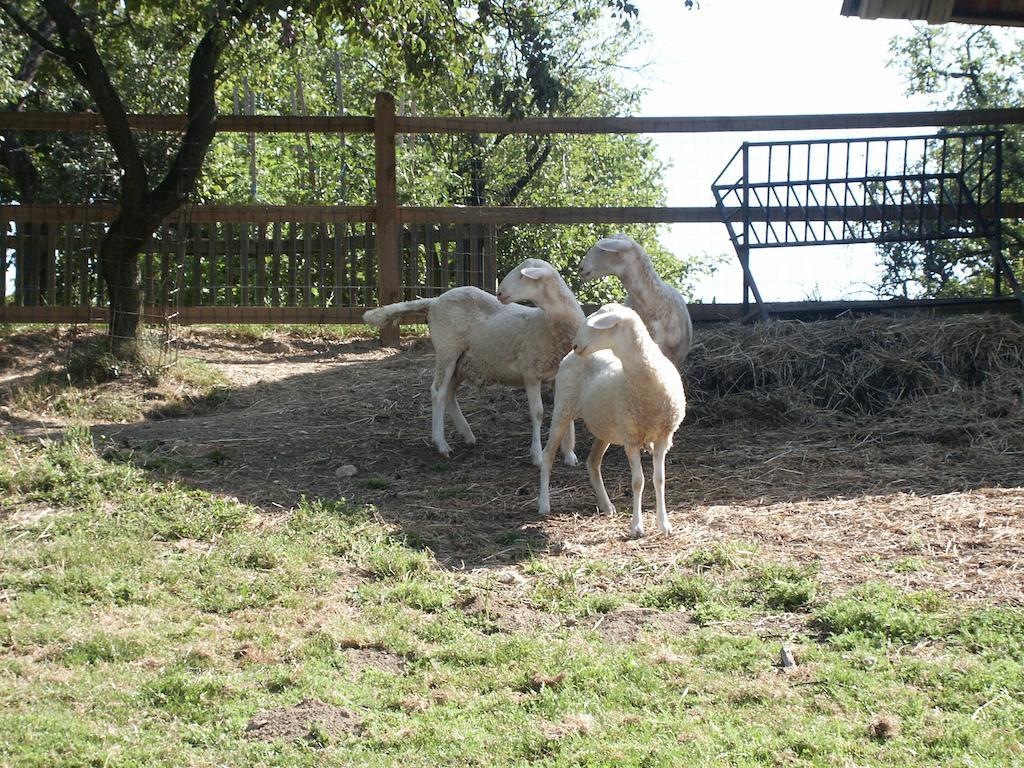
top-left (362, 259), bottom-right (583, 465)
top-left (578, 233), bottom-right (694, 365)
top-left (537, 302), bottom-right (686, 538)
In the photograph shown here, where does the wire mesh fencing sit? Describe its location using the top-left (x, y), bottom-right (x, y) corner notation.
top-left (3, 98), bottom-right (1023, 340)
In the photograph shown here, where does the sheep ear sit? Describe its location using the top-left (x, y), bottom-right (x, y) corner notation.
top-left (586, 312), bottom-right (621, 330)
top-left (520, 267), bottom-right (547, 280)
top-left (596, 237), bottom-right (629, 253)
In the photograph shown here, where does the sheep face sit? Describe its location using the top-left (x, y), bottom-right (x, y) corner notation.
top-left (572, 303), bottom-right (638, 357)
top-left (495, 258), bottom-right (558, 305)
top-left (578, 234), bottom-right (638, 283)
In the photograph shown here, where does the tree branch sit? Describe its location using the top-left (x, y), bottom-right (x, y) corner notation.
top-left (10, 17), bottom-right (57, 108)
top-left (500, 136), bottom-right (552, 205)
top-left (1, 13), bottom-right (56, 203)
top-left (41, 0), bottom-right (148, 201)
top-left (149, 22), bottom-right (226, 216)
top-left (0, 2), bottom-right (69, 58)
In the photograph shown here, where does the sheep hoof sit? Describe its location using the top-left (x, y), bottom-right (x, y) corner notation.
top-left (562, 451), bottom-right (578, 467)
top-left (538, 502), bottom-right (550, 516)
top-left (599, 503), bottom-right (615, 515)
top-left (463, 436), bottom-right (477, 446)
top-left (436, 443), bottom-right (454, 458)
top-left (629, 525), bottom-right (645, 539)
top-left (658, 522), bottom-right (673, 535)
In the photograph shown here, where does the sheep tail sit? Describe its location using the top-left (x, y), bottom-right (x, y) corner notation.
top-left (362, 298), bottom-right (434, 327)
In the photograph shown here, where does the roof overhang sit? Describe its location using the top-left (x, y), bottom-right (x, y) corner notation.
top-left (840, 0), bottom-right (1024, 26)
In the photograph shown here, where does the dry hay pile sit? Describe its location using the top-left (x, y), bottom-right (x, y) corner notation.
top-left (683, 313), bottom-right (1024, 427)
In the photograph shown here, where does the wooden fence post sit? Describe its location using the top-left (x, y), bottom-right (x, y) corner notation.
top-left (374, 91), bottom-right (400, 347)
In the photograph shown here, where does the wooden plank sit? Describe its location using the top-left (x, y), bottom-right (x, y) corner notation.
top-left (238, 222), bottom-right (249, 306)
top-left (207, 222), bottom-right (218, 306)
top-left (483, 223), bottom-right (497, 291)
top-left (442, 223), bottom-right (455, 292)
top-left (374, 92), bottom-right (400, 346)
top-left (288, 221), bottom-right (298, 307)
top-left (7, 107), bottom-right (1024, 135)
top-left (365, 222), bottom-right (376, 307)
top-left (0, 112), bottom-right (375, 133)
top-left (424, 224), bottom-right (438, 296)
top-left (254, 222), bottom-right (266, 306)
top-left (332, 222), bottom-right (343, 307)
top-left (4, 201), bottom-right (1024, 227)
top-left (25, 222), bottom-right (41, 305)
top-left (62, 222), bottom-right (75, 306)
top-left (271, 221), bottom-right (282, 307)
top-left (470, 225), bottom-right (480, 285)
top-left (0, 218), bottom-right (6, 306)
top-left (79, 223), bottom-right (90, 306)
top-left (224, 222), bottom-right (234, 306)
top-left (408, 224), bottom-right (420, 299)
top-left (318, 222), bottom-right (327, 308)
top-left (347, 224), bottom-right (358, 306)
top-left (455, 224), bottom-right (467, 287)
top-left (0, 203), bottom-right (376, 224)
top-left (303, 221), bottom-right (313, 306)
top-left (44, 224), bottom-right (56, 306)
top-left (395, 108), bottom-right (1024, 135)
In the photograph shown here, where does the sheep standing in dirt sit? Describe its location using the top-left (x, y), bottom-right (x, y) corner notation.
top-left (578, 234), bottom-right (694, 365)
top-left (363, 259), bottom-right (584, 464)
top-left (537, 303), bottom-right (686, 538)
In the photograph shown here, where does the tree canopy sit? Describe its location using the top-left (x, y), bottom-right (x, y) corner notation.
top-left (882, 26), bottom-right (1024, 298)
top-left (2, 0), bottom-right (702, 322)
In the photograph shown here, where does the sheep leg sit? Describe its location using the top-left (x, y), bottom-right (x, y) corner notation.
top-left (652, 441), bottom-right (672, 535)
top-left (430, 356), bottom-right (459, 457)
top-left (626, 445), bottom-right (645, 539)
top-left (538, 418), bottom-right (571, 516)
top-left (560, 420), bottom-right (577, 466)
top-left (586, 439), bottom-right (614, 515)
top-left (445, 372), bottom-right (476, 446)
top-left (526, 381), bottom-right (545, 466)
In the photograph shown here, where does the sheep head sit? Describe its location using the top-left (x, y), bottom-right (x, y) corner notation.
top-left (578, 233), bottom-right (641, 283)
top-left (573, 302), bottom-right (643, 357)
top-left (496, 258), bottom-right (559, 305)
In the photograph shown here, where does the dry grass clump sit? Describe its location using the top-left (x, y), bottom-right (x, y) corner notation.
top-left (867, 712), bottom-right (902, 740)
top-left (684, 314), bottom-right (1024, 423)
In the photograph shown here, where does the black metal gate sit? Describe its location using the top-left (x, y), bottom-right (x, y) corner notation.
top-left (712, 131), bottom-right (1020, 319)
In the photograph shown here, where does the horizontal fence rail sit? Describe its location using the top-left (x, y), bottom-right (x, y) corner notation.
top-left (4, 107), bottom-right (1024, 134)
top-left (4, 99), bottom-right (1024, 332)
top-left (6, 203), bottom-right (1024, 226)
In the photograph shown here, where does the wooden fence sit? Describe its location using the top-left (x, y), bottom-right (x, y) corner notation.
top-left (4, 97), bottom-right (1024, 342)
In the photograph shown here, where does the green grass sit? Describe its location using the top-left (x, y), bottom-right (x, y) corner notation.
top-left (2, 343), bottom-right (231, 424)
top-left (182, 323), bottom-right (429, 344)
top-left (2, 430), bottom-right (1023, 766)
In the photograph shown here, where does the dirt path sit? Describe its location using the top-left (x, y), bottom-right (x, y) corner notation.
top-left (80, 330), bottom-right (1024, 604)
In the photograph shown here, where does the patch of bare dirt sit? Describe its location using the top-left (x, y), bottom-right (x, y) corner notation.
top-left (458, 592), bottom-right (560, 633)
top-left (583, 607), bottom-right (692, 644)
top-left (243, 697), bottom-right (362, 743)
top-left (342, 646), bottom-right (408, 676)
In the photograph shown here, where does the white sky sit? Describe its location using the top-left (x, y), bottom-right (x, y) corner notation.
top-left (621, 0), bottom-right (942, 303)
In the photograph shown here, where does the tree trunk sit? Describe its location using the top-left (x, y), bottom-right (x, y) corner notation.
top-left (99, 210), bottom-right (156, 358)
top-left (24, 0), bottom-right (230, 359)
